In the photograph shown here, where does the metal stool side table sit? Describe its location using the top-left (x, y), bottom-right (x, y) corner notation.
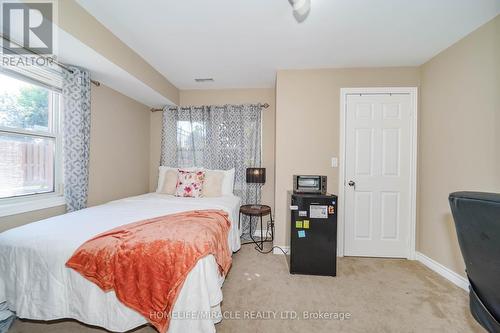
top-left (238, 204), bottom-right (274, 250)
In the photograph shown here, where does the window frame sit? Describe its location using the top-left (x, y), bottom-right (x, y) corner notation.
top-left (0, 71), bottom-right (65, 216)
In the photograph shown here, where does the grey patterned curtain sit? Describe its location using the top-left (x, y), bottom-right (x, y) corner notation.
top-left (161, 104), bottom-right (262, 239)
top-left (62, 66), bottom-right (91, 212)
top-left (0, 301), bottom-right (14, 333)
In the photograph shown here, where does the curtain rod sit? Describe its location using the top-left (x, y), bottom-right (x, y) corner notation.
top-left (150, 103), bottom-right (270, 112)
top-left (0, 34), bottom-right (101, 87)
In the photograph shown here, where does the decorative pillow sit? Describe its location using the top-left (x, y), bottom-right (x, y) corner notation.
top-left (202, 170), bottom-right (224, 197)
top-left (160, 169), bottom-right (178, 195)
top-left (175, 170), bottom-right (205, 198)
top-left (156, 166), bottom-right (199, 193)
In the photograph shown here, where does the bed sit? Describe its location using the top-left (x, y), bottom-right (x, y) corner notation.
top-left (0, 193), bottom-right (241, 333)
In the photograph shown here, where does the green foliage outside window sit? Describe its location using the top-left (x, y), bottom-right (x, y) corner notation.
top-left (0, 86), bottom-right (49, 130)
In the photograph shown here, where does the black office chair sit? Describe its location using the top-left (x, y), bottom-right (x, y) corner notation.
top-left (449, 192), bottom-right (500, 333)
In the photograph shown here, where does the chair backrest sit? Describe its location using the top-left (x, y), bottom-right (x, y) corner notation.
top-left (449, 191), bottom-right (500, 322)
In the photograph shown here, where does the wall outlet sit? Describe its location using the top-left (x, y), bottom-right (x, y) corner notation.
top-left (253, 229), bottom-right (272, 238)
top-left (331, 157), bottom-right (338, 168)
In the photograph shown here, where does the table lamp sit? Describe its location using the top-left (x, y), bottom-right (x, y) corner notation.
top-left (246, 167), bottom-right (266, 184)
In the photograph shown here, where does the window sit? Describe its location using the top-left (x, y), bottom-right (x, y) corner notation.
top-left (0, 72), bottom-right (62, 200)
top-left (176, 120), bottom-right (207, 166)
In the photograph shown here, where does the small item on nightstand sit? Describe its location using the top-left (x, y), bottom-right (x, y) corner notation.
top-left (246, 168), bottom-right (266, 184)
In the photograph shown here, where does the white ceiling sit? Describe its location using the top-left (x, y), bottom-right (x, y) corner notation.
top-left (77, 0), bottom-right (499, 89)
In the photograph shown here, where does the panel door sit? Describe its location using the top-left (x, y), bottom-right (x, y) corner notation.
top-left (344, 93), bottom-right (412, 258)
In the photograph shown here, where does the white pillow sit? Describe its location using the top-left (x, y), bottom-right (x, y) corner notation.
top-left (202, 170), bottom-right (224, 197)
top-left (156, 166), bottom-right (173, 193)
top-left (159, 169), bottom-right (178, 194)
top-left (220, 168), bottom-right (235, 195)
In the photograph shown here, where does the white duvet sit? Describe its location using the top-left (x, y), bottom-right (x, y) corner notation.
top-left (0, 193), bottom-right (242, 333)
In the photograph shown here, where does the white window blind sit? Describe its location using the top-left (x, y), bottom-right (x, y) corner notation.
top-left (1, 36), bottom-right (63, 91)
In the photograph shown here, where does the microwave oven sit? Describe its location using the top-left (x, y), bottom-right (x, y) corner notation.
top-left (293, 175), bottom-right (327, 194)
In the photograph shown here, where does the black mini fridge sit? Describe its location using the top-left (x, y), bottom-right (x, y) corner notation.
top-left (287, 191), bottom-right (337, 276)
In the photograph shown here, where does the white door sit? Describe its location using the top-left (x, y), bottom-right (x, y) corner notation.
top-left (344, 93), bottom-right (413, 258)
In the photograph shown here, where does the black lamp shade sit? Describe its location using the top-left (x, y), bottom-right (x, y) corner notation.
top-left (246, 168), bottom-right (266, 184)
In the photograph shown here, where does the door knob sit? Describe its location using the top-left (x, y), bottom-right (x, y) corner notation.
top-left (348, 180), bottom-right (356, 188)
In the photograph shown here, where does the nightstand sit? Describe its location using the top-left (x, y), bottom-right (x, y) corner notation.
top-left (239, 204), bottom-right (274, 250)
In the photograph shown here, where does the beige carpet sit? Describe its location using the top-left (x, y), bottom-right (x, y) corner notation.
top-left (11, 244), bottom-right (483, 333)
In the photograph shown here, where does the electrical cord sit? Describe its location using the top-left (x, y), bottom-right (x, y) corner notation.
top-left (240, 219), bottom-right (289, 255)
top-left (251, 244), bottom-right (289, 255)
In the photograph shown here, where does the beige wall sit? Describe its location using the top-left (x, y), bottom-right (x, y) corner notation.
top-left (274, 67), bottom-right (421, 247)
top-left (150, 88), bottom-right (276, 211)
top-left (0, 84), bottom-right (151, 232)
top-left (0, 205), bottom-right (66, 233)
top-left (87, 84), bottom-right (151, 206)
top-left (418, 15), bottom-right (500, 277)
top-left (150, 110), bottom-right (163, 190)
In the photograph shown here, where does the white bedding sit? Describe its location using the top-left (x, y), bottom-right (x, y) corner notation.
top-left (0, 193), bottom-right (242, 333)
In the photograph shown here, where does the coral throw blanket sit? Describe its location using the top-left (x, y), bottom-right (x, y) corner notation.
top-left (66, 209), bottom-right (232, 333)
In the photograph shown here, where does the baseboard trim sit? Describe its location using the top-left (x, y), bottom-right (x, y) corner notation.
top-left (253, 229), bottom-right (272, 238)
top-left (415, 252), bottom-right (469, 291)
top-left (273, 246), bottom-right (289, 255)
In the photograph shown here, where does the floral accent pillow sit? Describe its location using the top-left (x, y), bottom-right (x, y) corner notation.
top-left (175, 170), bottom-right (205, 198)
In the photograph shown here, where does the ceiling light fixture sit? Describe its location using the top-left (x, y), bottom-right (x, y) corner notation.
top-left (194, 78), bottom-right (214, 82)
top-left (290, 0), bottom-right (311, 22)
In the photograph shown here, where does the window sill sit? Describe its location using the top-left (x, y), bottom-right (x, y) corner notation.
top-left (0, 195), bottom-right (66, 218)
